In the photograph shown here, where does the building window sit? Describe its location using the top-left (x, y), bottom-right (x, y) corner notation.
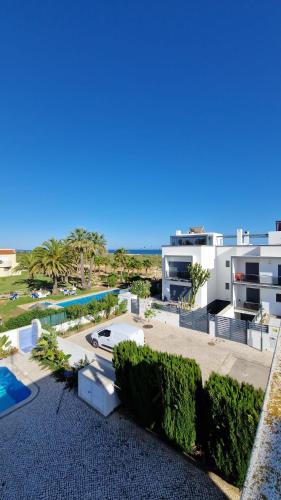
top-left (225, 260), bottom-right (230, 267)
top-left (276, 294), bottom-right (281, 303)
top-left (225, 283), bottom-right (230, 290)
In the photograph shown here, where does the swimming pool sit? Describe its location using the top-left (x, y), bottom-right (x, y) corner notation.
top-left (56, 289), bottom-right (121, 308)
top-left (0, 367), bottom-right (31, 412)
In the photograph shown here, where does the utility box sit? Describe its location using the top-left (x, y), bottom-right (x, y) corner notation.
top-left (78, 360), bottom-right (120, 417)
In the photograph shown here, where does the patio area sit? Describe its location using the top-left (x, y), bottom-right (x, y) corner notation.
top-left (0, 354), bottom-right (235, 500)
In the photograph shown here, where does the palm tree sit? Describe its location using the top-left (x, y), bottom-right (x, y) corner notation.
top-left (14, 252), bottom-right (36, 278)
top-left (87, 232), bottom-right (107, 289)
top-left (67, 228), bottom-right (89, 289)
top-left (114, 248), bottom-right (127, 281)
top-left (31, 239), bottom-right (71, 294)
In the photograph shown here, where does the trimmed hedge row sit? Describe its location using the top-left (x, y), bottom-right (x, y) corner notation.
top-left (204, 373), bottom-right (264, 488)
top-left (113, 341), bottom-right (202, 453)
top-left (0, 294), bottom-right (126, 333)
top-left (113, 342), bottom-right (264, 488)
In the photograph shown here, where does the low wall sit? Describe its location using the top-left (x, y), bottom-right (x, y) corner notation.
top-left (0, 319), bottom-right (42, 350)
top-left (241, 330), bottom-right (281, 498)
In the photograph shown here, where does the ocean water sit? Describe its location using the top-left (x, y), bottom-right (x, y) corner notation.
top-left (108, 249), bottom-right (161, 255)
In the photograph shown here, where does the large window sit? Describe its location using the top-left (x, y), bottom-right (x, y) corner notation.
top-left (171, 236), bottom-right (207, 246)
top-left (168, 261), bottom-right (191, 280)
top-left (246, 287), bottom-right (260, 304)
top-left (170, 284), bottom-right (191, 301)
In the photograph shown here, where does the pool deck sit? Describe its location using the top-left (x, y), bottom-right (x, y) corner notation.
top-left (0, 353), bottom-right (239, 499)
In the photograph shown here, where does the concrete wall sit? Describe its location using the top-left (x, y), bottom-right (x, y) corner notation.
top-left (153, 309), bottom-right (179, 327)
top-left (1, 319), bottom-right (42, 350)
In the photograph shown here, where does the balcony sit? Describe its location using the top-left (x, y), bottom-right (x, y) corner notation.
top-left (234, 300), bottom-right (260, 312)
top-left (165, 271), bottom-right (191, 282)
top-left (233, 273), bottom-right (281, 287)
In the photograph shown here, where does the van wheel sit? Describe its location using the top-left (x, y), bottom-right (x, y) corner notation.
top-left (92, 339), bottom-right (98, 348)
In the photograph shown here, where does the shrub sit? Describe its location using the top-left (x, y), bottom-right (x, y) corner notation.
top-left (130, 280), bottom-right (151, 299)
top-left (32, 330), bottom-right (71, 371)
top-left (160, 352), bottom-right (202, 453)
top-left (99, 293), bottom-right (118, 319)
top-left (204, 373), bottom-right (264, 488)
top-left (113, 341), bottom-right (161, 428)
top-left (87, 299), bottom-right (102, 316)
top-left (106, 273), bottom-right (118, 287)
top-left (65, 304), bottom-right (88, 320)
top-left (113, 342), bottom-right (202, 452)
top-left (115, 299), bottom-right (128, 316)
top-left (0, 308), bottom-right (60, 332)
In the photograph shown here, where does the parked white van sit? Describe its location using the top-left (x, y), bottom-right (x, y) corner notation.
top-left (90, 322), bottom-right (144, 350)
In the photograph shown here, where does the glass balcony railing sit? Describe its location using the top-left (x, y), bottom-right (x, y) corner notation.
top-left (165, 272), bottom-right (191, 281)
top-left (233, 273), bottom-right (281, 286)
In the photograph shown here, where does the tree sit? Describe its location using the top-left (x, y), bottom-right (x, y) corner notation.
top-left (14, 252), bottom-right (36, 278)
top-left (106, 273), bottom-right (118, 288)
top-left (143, 258), bottom-right (152, 276)
top-left (114, 248), bottom-right (127, 281)
top-left (100, 293), bottom-right (118, 319)
top-left (144, 307), bottom-right (156, 325)
top-left (131, 280), bottom-right (151, 299)
top-left (67, 228), bottom-right (89, 289)
top-left (31, 239), bottom-right (71, 294)
top-left (189, 263), bottom-right (210, 307)
top-left (86, 232), bottom-right (106, 289)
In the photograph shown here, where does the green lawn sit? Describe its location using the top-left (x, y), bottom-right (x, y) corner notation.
top-left (0, 271), bottom-right (106, 321)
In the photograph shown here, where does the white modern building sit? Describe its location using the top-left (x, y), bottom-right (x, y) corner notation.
top-left (0, 249), bottom-right (18, 277)
top-left (162, 222), bottom-right (281, 321)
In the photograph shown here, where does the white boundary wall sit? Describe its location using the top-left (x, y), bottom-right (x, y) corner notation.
top-left (0, 319), bottom-right (42, 350)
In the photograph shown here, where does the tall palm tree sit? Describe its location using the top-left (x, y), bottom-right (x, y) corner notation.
top-left (114, 248), bottom-right (127, 281)
top-left (31, 239), bottom-right (71, 294)
top-left (67, 228), bottom-right (89, 289)
top-left (87, 232), bottom-right (107, 289)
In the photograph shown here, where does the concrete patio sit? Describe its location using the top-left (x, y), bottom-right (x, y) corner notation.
top-left (67, 313), bottom-right (273, 390)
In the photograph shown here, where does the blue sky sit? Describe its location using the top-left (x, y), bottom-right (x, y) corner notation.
top-left (0, 1), bottom-right (281, 249)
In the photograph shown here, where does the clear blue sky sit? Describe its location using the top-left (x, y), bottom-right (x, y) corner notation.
top-left (1, 1), bottom-right (280, 249)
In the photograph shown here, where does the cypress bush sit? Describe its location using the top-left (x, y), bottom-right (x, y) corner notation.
top-left (160, 352), bottom-right (202, 453)
top-left (204, 372), bottom-right (264, 488)
top-left (113, 341), bottom-right (202, 451)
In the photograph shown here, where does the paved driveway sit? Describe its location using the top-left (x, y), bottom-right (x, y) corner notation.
top-left (0, 355), bottom-right (232, 500)
top-left (67, 313), bottom-right (272, 390)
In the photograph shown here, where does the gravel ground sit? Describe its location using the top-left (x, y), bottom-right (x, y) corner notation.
top-left (0, 359), bottom-right (227, 500)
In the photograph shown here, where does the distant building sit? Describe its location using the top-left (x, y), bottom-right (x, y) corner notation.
top-left (0, 249), bottom-right (19, 277)
top-left (162, 223), bottom-right (281, 320)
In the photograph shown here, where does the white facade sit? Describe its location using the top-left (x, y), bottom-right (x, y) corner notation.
top-left (162, 226), bottom-right (281, 318)
top-left (0, 249), bottom-right (18, 277)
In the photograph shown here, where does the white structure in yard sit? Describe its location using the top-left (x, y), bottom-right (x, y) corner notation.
top-left (0, 249), bottom-right (19, 277)
top-left (162, 221), bottom-right (281, 321)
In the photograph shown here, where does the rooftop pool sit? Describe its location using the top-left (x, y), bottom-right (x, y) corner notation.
top-left (0, 367), bottom-right (31, 413)
top-left (56, 289), bottom-right (122, 308)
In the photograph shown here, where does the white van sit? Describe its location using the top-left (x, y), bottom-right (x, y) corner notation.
top-left (90, 322), bottom-right (144, 350)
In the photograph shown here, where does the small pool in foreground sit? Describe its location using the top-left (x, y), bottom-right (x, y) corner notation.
top-left (0, 367), bottom-right (31, 413)
top-left (56, 289), bottom-right (121, 308)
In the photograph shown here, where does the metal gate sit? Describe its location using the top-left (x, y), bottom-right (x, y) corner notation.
top-left (215, 316), bottom-right (247, 344)
top-left (131, 299), bottom-right (139, 315)
top-left (19, 326), bottom-right (38, 353)
top-left (179, 307), bottom-right (209, 333)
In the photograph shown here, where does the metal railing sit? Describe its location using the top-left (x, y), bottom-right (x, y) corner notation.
top-left (233, 273), bottom-right (281, 286)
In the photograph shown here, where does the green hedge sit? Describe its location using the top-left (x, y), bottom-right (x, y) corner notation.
top-left (0, 308), bottom-right (61, 332)
top-left (204, 372), bottom-right (264, 488)
top-left (0, 293), bottom-right (126, 333)
top-left (113, 341), bottom-right (202, 453)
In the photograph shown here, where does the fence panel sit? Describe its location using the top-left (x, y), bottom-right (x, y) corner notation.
top-left (179, 307), bottom-right (208, 333)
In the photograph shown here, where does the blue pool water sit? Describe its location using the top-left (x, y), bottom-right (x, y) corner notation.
top-left (0, 367), bottom-right (31, 412)
top-left (57, 289), bottom-right (121, 308)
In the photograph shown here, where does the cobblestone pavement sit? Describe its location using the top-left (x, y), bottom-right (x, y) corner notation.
top-left (0, 359), bottom-right (227, 500)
